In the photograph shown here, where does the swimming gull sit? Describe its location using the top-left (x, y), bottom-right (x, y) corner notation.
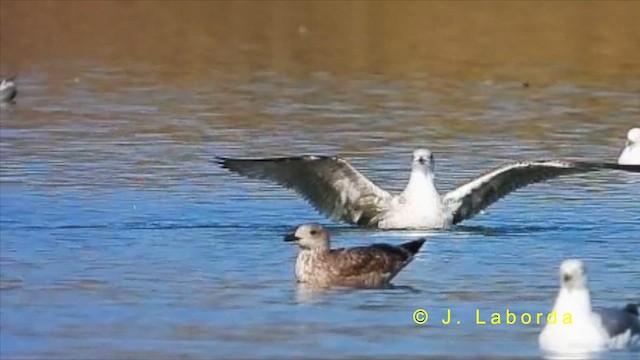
top-left (539, 259), bottom-right (640, 355)
top-left (216, 149), bottom-right (640, 229)
top-left (0, 77), bottom-right (17, 103)
top-left (618, 128), bottom-right (640, 165)
top-left (283, 223), bottom-right (425, 288)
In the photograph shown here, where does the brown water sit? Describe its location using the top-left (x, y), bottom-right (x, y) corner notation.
top-left (1, 2), bottom-right (639, 360)
top-left (3, 2), bottom-right (640, 79)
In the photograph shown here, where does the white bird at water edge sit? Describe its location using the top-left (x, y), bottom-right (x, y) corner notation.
top-left (0, 77), bottom-right (18, 103)
top-left (618, 127), bottom-right (640, 165)
top-left (539, 259), bottom-right (639, 356)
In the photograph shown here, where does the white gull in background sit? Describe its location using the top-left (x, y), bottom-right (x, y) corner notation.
top-left (284, 223), bottom-right (425, 288)
top-left (539, 259), bottom-right (639, 356)
top-left (618, 128), bottom-right (640, 165)
top-left (0, 77), bottom-right (17, 103)
top-left (217, 149), bottom-right (640, 229)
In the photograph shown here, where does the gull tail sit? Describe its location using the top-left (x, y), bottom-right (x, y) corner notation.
top-left (399, 238), bottom-right (426, 256)
top-left (213, 156), bottom-right (229, 166)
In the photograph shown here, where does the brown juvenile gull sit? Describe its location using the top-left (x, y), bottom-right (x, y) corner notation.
top-left (283, 223), bottom-right (425, 288)
top-left (216, 149), bottom-right (640, 230)
top-left (539, 259), bottom-right (639, 355)
top-left (0, 77), bottom-right (17, 103)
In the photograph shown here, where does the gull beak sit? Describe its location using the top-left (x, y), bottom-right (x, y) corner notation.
top-left (563, 274), bottom-right (572, 282)
top-left (283, 233), bottom-right (300, 242)
top-left (418, 157), bottom-right (426, 165)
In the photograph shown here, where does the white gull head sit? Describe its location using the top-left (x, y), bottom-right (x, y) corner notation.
top-left (560, 259), bottom-right (588, 291)
top-left (627, 128), bottom-right (640, 144)
top-left (285, 223), bottom-right (330, 252)
top-left (411, 148), bottom-right (434, 174)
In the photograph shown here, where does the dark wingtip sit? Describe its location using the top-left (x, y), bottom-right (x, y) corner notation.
top-left (400, 238), bottom-right (426, 255)
top-left (572, 162), bottom-right (640, 172)
top-left (623, 303), bottom-right (639, 316)
top-left (595, 162), bottom-right (640, 172)
top-left (614, 164), bottom-right (640, 173)
top-left (213, 156), bottom-right (230, 167)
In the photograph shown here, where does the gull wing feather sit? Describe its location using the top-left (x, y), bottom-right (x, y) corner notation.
top-left (327, 239), bottom-right (425, 279)
top-left (594, 306), bottom-right (640, 338)
top-left (216, 156), bottom-right (392, 226)
top-left (443, 160), bottom-right (640, 225)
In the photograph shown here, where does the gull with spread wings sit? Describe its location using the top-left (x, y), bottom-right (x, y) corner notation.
top-left (216, 149), bottom-right (640, 229)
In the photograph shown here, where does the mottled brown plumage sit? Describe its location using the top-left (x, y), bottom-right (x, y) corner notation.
top-left (284, 223), bottom-right (425, 288)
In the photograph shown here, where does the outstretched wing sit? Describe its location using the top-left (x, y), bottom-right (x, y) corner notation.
top-left (216, 156), bottom-right (392, 226)
top-left (443, 160), bottom-right (640, 225)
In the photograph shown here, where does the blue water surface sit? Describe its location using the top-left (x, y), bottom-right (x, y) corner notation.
top-left (1, 68), bottom-right (639, 359)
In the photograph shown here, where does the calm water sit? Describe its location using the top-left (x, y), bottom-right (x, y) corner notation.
top-left (1, 2), bottom-right (639, 360)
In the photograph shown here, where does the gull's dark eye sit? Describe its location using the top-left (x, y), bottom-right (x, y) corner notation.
top-left (310, 230), bottom-right (318, 236)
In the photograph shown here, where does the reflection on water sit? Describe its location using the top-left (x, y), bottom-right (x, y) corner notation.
top-left (1, 2), bottom-right (639, 360)
top-left (3, 2), bottom-right (640, 82)
top-left (542, 349), bottom-right (604, 360)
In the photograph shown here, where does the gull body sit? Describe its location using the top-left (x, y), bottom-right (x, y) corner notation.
top-left (217, 149), bottom-right (640, 230)
top-left (284, 223), bottom-right (425, 288)
top-left (539, 259), bottom-right (640, 355)
top-left (618, 128), bottom-right (640, 165)
top-left (379, 150), bottom-right (451, 229)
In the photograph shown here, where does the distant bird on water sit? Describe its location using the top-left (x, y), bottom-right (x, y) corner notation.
top-left (539, 259), bottom-right (639, 355)
top-left (0, 77), bottom-right (17, 103)
top-left (618, 128), bottom-right (640, 165)
top-left (216, 149), bottom-right (640, 230)
top-left (283, 223), bottom-right (425, 288)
